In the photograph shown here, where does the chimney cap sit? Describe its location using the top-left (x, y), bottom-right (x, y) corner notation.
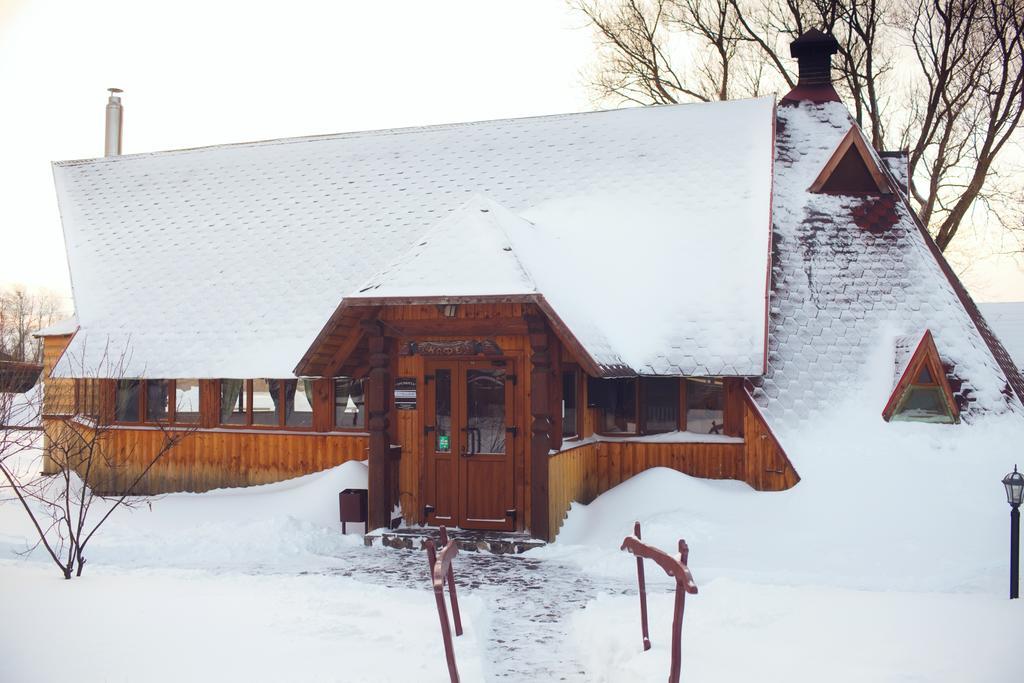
top-left (789, 29), bottom-right (839, 58)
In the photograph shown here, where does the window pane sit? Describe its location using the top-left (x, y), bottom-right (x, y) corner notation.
top-left (115, 380), bottom-right (141, 422)
top-left (175, 379), bottom-right (200, 424)
top-left (562, 370), bottom-right (578, 438)
top-left (643, 378), bottom-right (679, 434)
top-left (601, 378), bottom-right (637, 434)
top-left (434, 370), bottom-right (451, 451)
top-left (146, 380), bottom-right (170, 422)
top-left (220, 380), bottom-right (246, 425)
top-left (686, 379), bottom-right (724, 434)
top-left (253, 379), bottom-right (279, 426)
top-left (467, 368), bottom-right (506, 454)
top-left (286, 379), bottom-right (314, 428)
top-left (894, 387), bottom-right (953, 423)
top-left (334, 377), bottom-right (366, 429)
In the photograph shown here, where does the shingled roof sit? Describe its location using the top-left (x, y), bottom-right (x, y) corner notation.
top-left (50, 96), bottom-right (775, 379)
top-left (751, 100), bottom-right (1021, 439)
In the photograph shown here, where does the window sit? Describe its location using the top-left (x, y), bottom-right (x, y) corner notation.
top-left (588, 377), bottom-right (676, 436)
top-left (892, 386), bottom-right (953, 422)
top-left (174, 380), bottom-right (201, 424)
top-left (115, 380), bottom-right (141, 422)
top-left (115, 379), bottom-right (201, 425)
top-left (146, 380), bottom-right (170, 422)
top-left (642, 378), bottom-right (678, 434)
top-left (219, 379), bottom-right (320, 429)
top-left (590, 377), bottom-right (638, 434)
top-left (562, 369), bottom-right (580, 439)
top-left (252, 379), bottom-right (278, 426)
top-left (287, 380), bottom-right (315, 428)
top-left (334, 377), bottom-right (366, 429)
top-left (890, 364), bottom-right (956, 424)
top-left (686, 379), bottom-right (724, 434)
top-left (220, 380), bottom-right (247, 425)
top-left (882, 330), bottom-right (959, 424)
top-left (588, 376), bottom-right (733, 437)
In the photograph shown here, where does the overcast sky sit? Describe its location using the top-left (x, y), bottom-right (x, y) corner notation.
top-left (1, 0), bottom-right (1022, 306)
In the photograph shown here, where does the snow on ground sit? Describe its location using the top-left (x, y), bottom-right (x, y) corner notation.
top-left (528, 390), bottom-right (1024, 681)
top-left (0, 459), bottom-right (491, 683)
top-left (2, 397), bottom-right (1023, 681)
top-left (1, 562), bottom-right (489, 683)
top-left (0, 458), bottom-right (371, 571)
top-left (573, 580), bottom-right (1019, 683)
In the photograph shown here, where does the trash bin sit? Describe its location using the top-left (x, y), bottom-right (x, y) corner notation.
top-left (339, 488), bottom-right (368, 534)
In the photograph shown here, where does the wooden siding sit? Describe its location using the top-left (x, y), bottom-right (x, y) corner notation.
top-left (547, 443), bottom-right (600, 535)
top-left (76, 426), bottom-right (367, 495)
top-left (547, 391), bottom-right (799, 538)
top-left (41, 334), bottom-right (75, 416)
top-left (40, 306), bottom-right (799, 534)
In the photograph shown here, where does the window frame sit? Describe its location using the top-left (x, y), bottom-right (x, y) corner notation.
top-left (113, 379), bottom-right (200, 426)
top-left (683, 378), bottom-right (727, 436)
top-left (591, 376), bottom-right (640, 435)
top-left (890, 364), bottom-right (956, 424)
top-left (882, 330), bottom-right (960, 425)
top-left (591, 376), bottom-right (734, 438)
top-left (217, 378), bottom-right (318, 431)
top-left (561, 365), bottom-right (583, 440)
top-left (639, 376), bottom-right (681, 435)
top-left (330, 376), bottom-right (368, 432)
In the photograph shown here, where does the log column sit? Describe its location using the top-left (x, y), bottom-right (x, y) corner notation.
top-left (525, 314), bottom-right (552, 541)
top-left (366, 321), bottom-right (393, 530)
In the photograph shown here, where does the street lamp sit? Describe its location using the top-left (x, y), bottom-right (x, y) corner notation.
top-left (1002, 465), bottom-right (1024, 599)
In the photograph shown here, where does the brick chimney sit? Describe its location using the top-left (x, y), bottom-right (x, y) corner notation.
top-left (781, 29), bottom-right (840, 105)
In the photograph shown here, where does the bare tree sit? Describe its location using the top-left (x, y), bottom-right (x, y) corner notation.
top-left (0, 284), bottom-right (68, 363)
top-left (573, 0), bottom-right (1024, 253)
top-left (905, 0), bottom-right (1024, 250)
top-left (0, 343), bottom-right (193, 579)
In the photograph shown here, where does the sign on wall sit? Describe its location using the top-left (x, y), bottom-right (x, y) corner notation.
top-left (394, 377), bottom-right (417, 410)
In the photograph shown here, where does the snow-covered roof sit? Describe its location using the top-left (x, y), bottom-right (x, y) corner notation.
top-left (33, 315), bottom-right (78, 337)
top-left (51, 97), bottom-right (775, 378)
top-left (348, 191), bottom-right (771, 375)
top-left (978, 302), bottom-right (1024, 370)
top-left (751, 101), bottom-right (1021, 439)
top-left (353, 196), bottom-right (538, 300)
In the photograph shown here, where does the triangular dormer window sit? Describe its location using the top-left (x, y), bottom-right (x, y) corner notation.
top-left (810, 127), bottom-right (891, 195)
top-left (882, 330), bottom-right (959, 424)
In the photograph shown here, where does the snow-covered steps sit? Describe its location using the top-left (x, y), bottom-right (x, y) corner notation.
top-left (364, 527), bottom-right (545, 555)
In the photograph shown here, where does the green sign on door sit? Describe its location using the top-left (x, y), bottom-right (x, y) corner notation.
top-left (438, 435), bottom-right (450, 452)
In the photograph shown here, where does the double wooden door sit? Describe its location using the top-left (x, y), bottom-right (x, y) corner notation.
top-left (424, 359), bottom-right (517, 531)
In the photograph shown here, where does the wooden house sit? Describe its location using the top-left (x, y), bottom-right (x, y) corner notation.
top-left (0, 353), bottom-right (41, 394)
top-left (38, 31), bottom-right (1024, 541)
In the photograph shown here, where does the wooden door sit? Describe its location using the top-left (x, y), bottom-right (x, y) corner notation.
top-left (423, 359), bottom-right (517, 531)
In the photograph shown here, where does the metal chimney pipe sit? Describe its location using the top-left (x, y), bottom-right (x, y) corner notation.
top-left (104, 88), bottom-right (123, 156)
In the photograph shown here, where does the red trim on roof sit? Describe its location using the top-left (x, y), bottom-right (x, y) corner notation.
top-left (894, 185), bottom-right (1024, 406)
top-left (809, 127), bottom-right (891, 195)
top-left (763, 103), bottom-right (777, 375)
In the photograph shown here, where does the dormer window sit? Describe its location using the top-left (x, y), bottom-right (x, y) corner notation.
top-left (883, 330), bottom-right (959, 424)
top-left (810, 127), bottom-right (891, 195)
